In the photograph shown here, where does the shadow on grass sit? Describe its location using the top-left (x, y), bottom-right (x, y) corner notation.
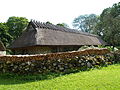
top-left (0, 63), bottom-right (118, 85)
top-left (0, 72), bottom-right (61, 85)
top-left (0, 69), bottom-right (82, 85)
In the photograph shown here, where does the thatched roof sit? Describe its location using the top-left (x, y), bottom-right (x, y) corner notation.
top-left (10, 20), bottom-right (106, 49)
top-left (0, 41), bottom-right (6, 51)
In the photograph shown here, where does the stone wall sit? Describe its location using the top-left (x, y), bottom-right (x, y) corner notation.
top-left (112, 50), bottom-right (120, 63)
top-left (0, 48), bottom-right (113, 74)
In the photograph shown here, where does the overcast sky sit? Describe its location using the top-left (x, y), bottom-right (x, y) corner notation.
top-left (0, 0), bottom-right (119, 27)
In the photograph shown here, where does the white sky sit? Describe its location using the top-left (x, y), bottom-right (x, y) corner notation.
top-left (0, 0), bottom-right (119, 27)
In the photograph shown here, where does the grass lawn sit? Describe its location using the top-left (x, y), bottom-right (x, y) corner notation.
top-left (0, 64), bottom-right (120, 90)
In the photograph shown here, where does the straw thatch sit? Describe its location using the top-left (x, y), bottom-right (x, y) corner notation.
top-left (10, 20), bottom-right (106, 49)
top-left (0, 41), bottom-right (6, 51)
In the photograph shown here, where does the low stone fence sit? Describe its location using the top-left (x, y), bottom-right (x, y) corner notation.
top-left (0, 48), bottom-right (113, 74)
top-left (113, 50), bottom-right (120, 62)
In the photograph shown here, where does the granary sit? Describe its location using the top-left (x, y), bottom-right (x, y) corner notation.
top-left (0, 41), bottom-right (6, 55)
top-left (10, 20), bottom-right (106, 55)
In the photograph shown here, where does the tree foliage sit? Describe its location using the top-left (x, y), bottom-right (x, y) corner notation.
top-left (0, 17), bottom-right (29, 54)
top-left (46, 21), bottom-right (69, 28)
top-left (0, 23), bottom-right (12, 46)
top-left (57, 23), bottom-right (69, 28)
top-left (73, 14), bottom-right (99, 33)
top-left (95, 2), bottom-right (120, 46)
top-left (6, 16), bottom-right (29, 40)
top-left (46, 21), bottom-right (53, 24)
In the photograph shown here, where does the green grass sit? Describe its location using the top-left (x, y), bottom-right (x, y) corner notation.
top-left (0, 64), bottom-right (120, 90)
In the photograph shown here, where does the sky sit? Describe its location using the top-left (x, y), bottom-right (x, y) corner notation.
top-left (0, 0), bottom-right (119, 27)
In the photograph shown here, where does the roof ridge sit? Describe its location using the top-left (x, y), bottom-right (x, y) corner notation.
top-left (30, 20), bottom-right (98, 37)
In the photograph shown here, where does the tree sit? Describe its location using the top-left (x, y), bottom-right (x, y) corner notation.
top-left (46, 21), bottom-right (53, 24)
top-left (46, 21), bottom-right (69, 28)
top-left (56, 23), bottom-right (69, 28)
top-left (0, 23), bottom-right (12, 46)
top-left (72, 14), bottom-right (99, 33)
top-left (6, 16), bottom-right (29, 40)
top-left (95, 2), bottom-right (120, 46)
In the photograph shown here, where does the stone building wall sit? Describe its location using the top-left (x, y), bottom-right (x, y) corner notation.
top-left (14, 46), bottom-right (80, 55)
top-left (14, 46), bottom-right (52, 55)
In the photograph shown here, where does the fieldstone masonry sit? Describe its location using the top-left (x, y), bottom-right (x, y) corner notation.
top-left (0, 48), bottom-right (115, 74)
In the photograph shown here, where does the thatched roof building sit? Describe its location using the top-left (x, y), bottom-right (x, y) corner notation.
top-left (0, 41), bottom-right (6, 55)
top-left (10, 20), bottom-right (106, 55)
